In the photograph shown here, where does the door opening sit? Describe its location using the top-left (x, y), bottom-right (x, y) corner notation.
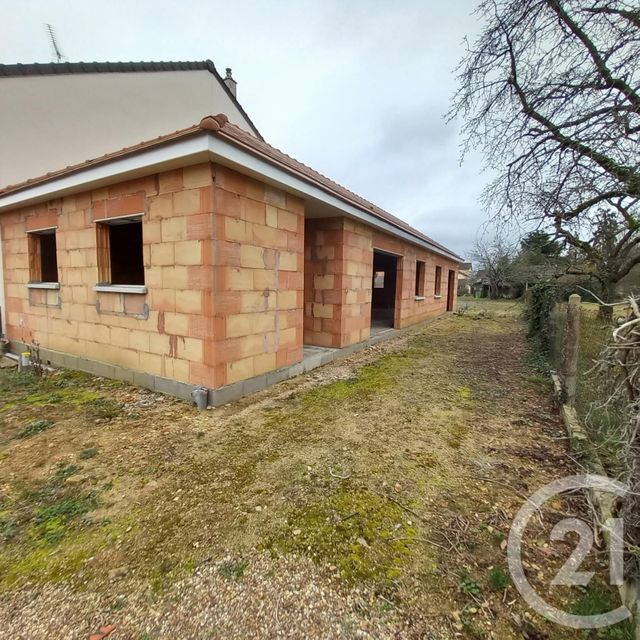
top-left (446, 269), bottom-right (456, 311)
top-left (371, 250), bottom-right (399, 331)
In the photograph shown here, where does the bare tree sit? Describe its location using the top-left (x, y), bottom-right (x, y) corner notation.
top-left (450, 0), bottom-right (640, 305)
top-left (472, 235), bottom-right (515, 298)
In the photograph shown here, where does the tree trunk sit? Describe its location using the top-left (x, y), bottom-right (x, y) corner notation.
top-left (598, 280), bottom-right (616, 321)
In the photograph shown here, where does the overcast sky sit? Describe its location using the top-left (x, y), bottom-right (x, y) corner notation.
top-left (2, 0), bottom-right (490, 258)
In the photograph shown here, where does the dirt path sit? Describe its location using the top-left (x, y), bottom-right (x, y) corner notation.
top-left (0, 305), bottom-right (627, 638)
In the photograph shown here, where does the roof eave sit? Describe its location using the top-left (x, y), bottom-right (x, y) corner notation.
top-left (0, 129), bottom-right (461, 263)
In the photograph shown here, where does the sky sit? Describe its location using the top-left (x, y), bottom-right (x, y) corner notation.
top-left (1, 0), bottom-right (491, 259)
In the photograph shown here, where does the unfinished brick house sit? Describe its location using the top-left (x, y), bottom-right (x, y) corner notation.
top-left (0, 114), bottom-right (461, 404)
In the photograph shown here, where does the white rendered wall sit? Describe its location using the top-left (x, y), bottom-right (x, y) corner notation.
top-left (0, 69), bottom-right (256, 187)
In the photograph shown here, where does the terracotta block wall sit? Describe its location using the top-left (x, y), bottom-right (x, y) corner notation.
top-left (371, 228), bottom-right (458, 329)
top-left (1, 165), bottom-right (215, 386)
top-left (304, 218), bottom-right (371, 348)
top-left (210, 165), bottom-right (304, 386)
top-left (0, 162), bottom-right (305, 390)
top-left (304, 216), bottom-right (458, 348)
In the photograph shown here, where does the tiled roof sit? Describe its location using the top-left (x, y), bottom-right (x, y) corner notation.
top-left (0, 114), bottom-right (461, 261)
top-left (0, 60), bottom-right (262, 140)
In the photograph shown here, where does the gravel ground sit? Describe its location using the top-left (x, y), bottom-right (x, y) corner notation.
top-left (0, 553), bottom-right (414, 639)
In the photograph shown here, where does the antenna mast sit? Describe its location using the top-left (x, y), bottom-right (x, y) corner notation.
top-left (46, 24), bottom-right (64, 63)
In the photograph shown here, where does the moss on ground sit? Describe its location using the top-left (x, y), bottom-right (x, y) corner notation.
top-left (0, 520), bottom-right (128, 588)
top-left (266, 485), bottom-right (422, 585)
top-left (0, 459), bottom-right (103, 588)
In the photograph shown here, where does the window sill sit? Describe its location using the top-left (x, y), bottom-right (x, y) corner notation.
top-left (27, 282), bottom-right (60, 290)
top-left (414, 296), bottom-right (425, 301)
top-left (94, 284), bottom-right (148, 295)
top-left (434, 295), bottom-right (443, 299)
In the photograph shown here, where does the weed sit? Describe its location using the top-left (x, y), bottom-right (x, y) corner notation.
top-left (31, 516), bottom-right (67, 545)
top-left (53, 463), bottom-right (82, 482)
top-left (89, 398), bottom-right (122, 420)
top-left (460, 575), bottom-right (482, 597)
top-left (79, 447), bottom-right (98, 460)
top-left (487, 566), bottom-right (509, 590)
top-left (0, 370), bottom-right (39, 392)
top-left (218, 559), bottom-right (247, 580)
top-left (16, 419), bottom-right (54, 439)
top-left (18, 463), bottom-right (98, 547)
top-left (34, 495), bottom-right (97, 524)
top-left (109, 595), bottom-right (127, 612)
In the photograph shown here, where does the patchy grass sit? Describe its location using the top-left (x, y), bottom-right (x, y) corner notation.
top-left (0, 521), bottom-right (127, 587)
top-left (0, 452), bottom-right (102, 586)
top-left (570, 580), bottom-right (634, 639)
top-left (0, 311), bottom-right (627, 639)
top-left (456, 296), bottom-right (523, 318)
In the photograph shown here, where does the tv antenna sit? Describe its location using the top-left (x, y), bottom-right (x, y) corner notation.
top-left (46, 24), bottom-right (65, 63)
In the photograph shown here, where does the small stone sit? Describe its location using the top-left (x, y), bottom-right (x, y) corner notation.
top-left (255, 506), bottom-right (263, 512)
top-left (108, 567), bottom-right (128, 580)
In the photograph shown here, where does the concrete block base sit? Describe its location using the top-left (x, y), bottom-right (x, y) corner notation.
top-left (8, 315), bottom-right (443, 407)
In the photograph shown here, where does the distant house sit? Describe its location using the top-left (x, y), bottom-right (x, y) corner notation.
top-left (0, 62), bottom-right (461, 405)
top-left (457, 262), bottom-right (473, 296)
top-left (470, 270), bottom-right (519, 299)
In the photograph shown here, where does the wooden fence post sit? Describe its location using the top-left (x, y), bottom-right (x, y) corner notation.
top-left (563, 294), bottom-right (581, 405)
